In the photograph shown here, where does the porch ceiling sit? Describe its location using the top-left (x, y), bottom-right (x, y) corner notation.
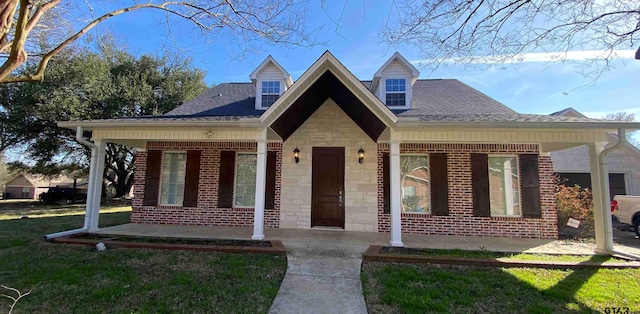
top-left (270, 71), bottom-right (388, 142)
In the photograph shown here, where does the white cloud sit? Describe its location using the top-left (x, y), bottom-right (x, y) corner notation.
top-left (412, 49), bottom-right (637, 65)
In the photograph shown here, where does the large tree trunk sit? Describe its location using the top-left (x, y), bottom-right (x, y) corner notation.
top-left (112, 168), bottom-right (134, 198)
top-left (104, 143), bottom-right (136, 199)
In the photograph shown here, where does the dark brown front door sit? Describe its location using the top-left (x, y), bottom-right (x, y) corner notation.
top-left (312, 147), bottom-right (345, 228)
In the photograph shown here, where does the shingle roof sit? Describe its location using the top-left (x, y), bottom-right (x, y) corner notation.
top-left (165, 79), bottom-right (517, 119)
top-left (549, 107), bottom-right (588, 118)
top-left (75, 78), bottom-right (602, 125)
top-left (166, 83), bottom-right (260, 116)
top-left (394, 79), bottom-right (516, 116)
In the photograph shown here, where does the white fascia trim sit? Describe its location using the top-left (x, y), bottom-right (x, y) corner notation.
top-left (249, 55), bottom-right (293, 88)
top-left (57, 118), bottom-right (262, 130)
top-left (395, 118), bottom-right (640, 130)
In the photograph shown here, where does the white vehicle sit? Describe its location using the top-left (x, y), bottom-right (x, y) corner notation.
top-left (612, 195), bottom-right (640, 239)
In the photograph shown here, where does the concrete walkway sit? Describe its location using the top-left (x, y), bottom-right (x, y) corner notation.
top-left (268, 240), bottom-right (368, 314)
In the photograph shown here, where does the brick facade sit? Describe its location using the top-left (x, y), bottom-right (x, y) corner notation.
top-left (131, 140), bottom-right (557, 239)
top-left (377, 143), bottom-right (557, 239)
top-left (131, 141), bottom-right (282, 228)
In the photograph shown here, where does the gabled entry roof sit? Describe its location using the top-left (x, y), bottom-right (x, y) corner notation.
top-left (260, 51), bottom-right (398, 141)
top-left (270, 71), bottom-right (387, 141)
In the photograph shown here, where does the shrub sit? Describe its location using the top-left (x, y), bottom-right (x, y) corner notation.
top-left (555, 178), bottom-right (594, 238)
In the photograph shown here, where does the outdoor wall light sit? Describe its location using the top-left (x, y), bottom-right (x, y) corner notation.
top-left (293, 147), bottom-right (300, 163)
top-left (358, 147), bottom-right (365, 164)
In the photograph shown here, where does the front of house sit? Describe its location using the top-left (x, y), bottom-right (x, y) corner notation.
top-left (59, 51), bottom-right (637, 248)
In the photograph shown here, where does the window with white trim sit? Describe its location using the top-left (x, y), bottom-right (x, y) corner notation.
top-left (400, 155), bottom-right (430, 213)
top-left (21, 187), bottom-right (30, 198)
top-left (488, 156), bottom-right (521, 216)
top-left (234, 153), bottom-right (257, 207)
top-left (261, 81), bottom-right (280, 108)
top-left (385, 78), bottom-right (406, 107)
top-left (160, 152), bottom-right (187, 205)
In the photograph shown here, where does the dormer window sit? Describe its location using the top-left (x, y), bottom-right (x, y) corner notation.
top-left (385, 79), bottom-right (406, 107)
top-left (261, 81), bottom-right (281, 108)
top-left (372, 52), bottom-right (419, 109)
top-left (250, 56), bottom-right (293, 110)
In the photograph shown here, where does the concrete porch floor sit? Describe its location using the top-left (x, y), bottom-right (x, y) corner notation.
top-left (94, 223), bottom-right (640, 256)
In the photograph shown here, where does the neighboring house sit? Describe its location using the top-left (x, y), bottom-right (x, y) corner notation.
top-left (2, 174), bottom-right (87, 200)
top-left (550, 107), bottom-right (640, 200)
top-left (58, 51), bottom-right (639, 246)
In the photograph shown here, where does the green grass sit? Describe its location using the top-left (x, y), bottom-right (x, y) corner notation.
top-left (382, 247), bottom-right (628, 263)
top-left (0, 204), bottom-right (131, 220)
top-left (362, 261), bottom-right (640, 313)
top-left (0, 209), bottom-right (287, 313)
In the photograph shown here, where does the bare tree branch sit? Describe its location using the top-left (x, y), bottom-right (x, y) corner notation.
top-left (0, 0), bottom-right (315, 83)
top-left (381, 0), bottom-right (640, 76)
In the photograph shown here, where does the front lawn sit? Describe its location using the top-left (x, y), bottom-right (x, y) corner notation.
top-left (362, 261), bottom-right (640, 313)
top-left (0, 209), bottom-right (286, 313)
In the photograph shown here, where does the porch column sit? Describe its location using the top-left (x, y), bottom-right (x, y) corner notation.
top-left (88, 139), bottom-right (107, 232)
top-left (389, 140), bottom-right (404, 247)
top-left (588, 142), bottom-right (614, 254)
top-left (82, 146), bottom-right (98, 230)
top-left (252, 138), bottom-right (268, 240)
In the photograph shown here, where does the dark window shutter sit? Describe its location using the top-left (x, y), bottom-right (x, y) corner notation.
top-left (471, 153), bottom-right (490, 217)
top-left (430, 153), bottom-right (449, 216)
top-left (519, 154), bottom-right (542, 218)
top-left (183, 150), bottom-right (201, 207)
top-left (382, 152), bottom-right (390, 214)
top-left (265, 151), bottom-right (277, 209)
top-left (143, 150), bottom-right (162, 206)
top-left (217, 151), bottom-right (236, 208)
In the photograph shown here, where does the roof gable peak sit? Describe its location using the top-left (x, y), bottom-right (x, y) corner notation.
top-left (373, 52), bottom-right (420, 78)
top-left (249, 55), bottom-right (293, 87)
top-left (550, 107), bottom-right (587, 118)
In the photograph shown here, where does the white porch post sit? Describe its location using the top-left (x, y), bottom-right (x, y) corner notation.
top-left (82, 146), bottom-right (98, 229)
top-left (588, 142), bottom-right (613, 254)
top-left (389, 140), bottom-right (404, 247)
top-left (252, 135), bottom-right (268, 240)
top-left (88, 140), bottom-right (106, 232)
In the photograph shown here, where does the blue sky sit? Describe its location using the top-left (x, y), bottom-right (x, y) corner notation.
top-left (75, 0), bottom-right (640, 119)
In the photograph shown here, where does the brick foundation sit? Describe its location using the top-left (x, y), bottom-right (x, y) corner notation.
top-left (131, 141), bottom-right (282, 228)
top-left (377, 143), bottom-right (558, 239)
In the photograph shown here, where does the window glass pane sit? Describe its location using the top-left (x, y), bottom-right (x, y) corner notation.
top-left (489, 157), bottom-right (521, 216)
top-left (159, 152), bottom-right (187, 205)
top-left (235, 154), bottom-right (257, 207)
top-left (386, 93), bottom-right (406, 107)
top-left (261, 81), bottom-right (280, 94)
top-left (401, 156), bottom-right (430, 212)
top-left (262, 94), bottom-right (279, 107)
top-left (385, 79), bottom-right (406, 92)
